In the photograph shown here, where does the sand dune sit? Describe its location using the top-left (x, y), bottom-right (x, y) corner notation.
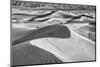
top-left (30, 24), bottom-right (95, 62)
top-left (12, 23), bottom-right (95, 63)
top-left (13, 41), bottom-right (62, 66)
top-left (29, 10), bottom-right (95, 22)
top-left (12, 10), bottom-right (95, 23)
top-left (12, 24), bottom-right (70, 45)
top-left (12, 9), bottom-right (96, 66)
top-left (12, 8), bottom-right (52, 15)
top-left (12, 24), bottom-right (70, 66)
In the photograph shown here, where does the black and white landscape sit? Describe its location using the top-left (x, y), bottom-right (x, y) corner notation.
top-left (11, 0), bottom-right (96, 66)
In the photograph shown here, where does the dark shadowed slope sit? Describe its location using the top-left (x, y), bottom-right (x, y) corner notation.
top-left (12, 41), bottom-right (62, 66)
top-left (12, 24), bottom-right (70, 45)
top-left (29, 11), bottom-right (95, 23)
top-left (81, 14), bottom-right (95, 19)
top-left (28, 11), bottom-right (57, 21)
top-left (12, 10), bottom-right (95, 23)
top-left (11, 28), bottom-right (34, 41)
top-left (13, 13), bottom-right (38, 16)
top-left (68, 14), bottom-right (95, 21)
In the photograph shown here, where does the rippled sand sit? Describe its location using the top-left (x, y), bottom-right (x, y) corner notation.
top-left (13, 42), bottom-right (62, 66)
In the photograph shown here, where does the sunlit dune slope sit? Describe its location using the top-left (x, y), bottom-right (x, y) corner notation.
top-left (30, 24), bottom-right (95, 62)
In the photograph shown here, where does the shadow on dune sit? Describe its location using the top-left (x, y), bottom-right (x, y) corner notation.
top-left (69, 14), bottom-right (95, 21)
top-left (13, 10), bottom-right (95, 24)
top-left (12, 42), bottom-right (62, 66)
top-left (13, 13), bottom-right (38, 16)
top-left (28, 11), bottom-right (57, 21)
top-left (31, 11), bottom-right (95, 22)
top-left (12, 24), bottom-right (71, 46)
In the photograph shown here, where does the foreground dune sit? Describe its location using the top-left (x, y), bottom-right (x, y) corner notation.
top-left (12, 42), bottom-right (62, 66)
top-left (12, 23), bottom-right (95, 66)
top-left (12, 24), bottom-right (70, 66)
top-left (30, 25), bottom-right (95, 62)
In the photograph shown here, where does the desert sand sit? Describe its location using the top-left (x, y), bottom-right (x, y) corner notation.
top-left (12, 23), bottom-right (95, 66)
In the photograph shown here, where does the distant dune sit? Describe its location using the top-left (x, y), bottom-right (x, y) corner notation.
top-left (12, 10), bottom-right (95, 24)
top-left (28, 10), bottom-right (95, 22)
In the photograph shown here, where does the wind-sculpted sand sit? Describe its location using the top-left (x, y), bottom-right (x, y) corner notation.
top-left (12, 23), bottom-right (95, 66)
top-left (12, 24), bottom-right (70, 65)
top-left (12, 9), bottom-right (96, 66)
top-left (30, 24), bottom-right (95, 62)
top-left (13, 42), bottom-right (62, 66)
top-left (12, 10), bottom-right (95, 23)
top-left (12, 24), bottom-right (71, 45)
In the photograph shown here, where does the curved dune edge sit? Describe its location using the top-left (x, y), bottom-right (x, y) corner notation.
top-left (12, 42), bottom-right (62, 66)
top-left (13, 9), bottom-right (95, 23)
top-left (30, 38), bottom-right (72, 62)
top-left (12, 23), bottom-right (95, 62)
top-left (12, 24), bottom-right (71, 45)
top-left (30, 25), bottom-right (95, 62)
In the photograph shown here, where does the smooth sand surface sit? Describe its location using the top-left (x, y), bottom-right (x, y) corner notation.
top-left (30, 25), bottom-right (95, 62)
top-left (12, 23), bottom-right (95, 66)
